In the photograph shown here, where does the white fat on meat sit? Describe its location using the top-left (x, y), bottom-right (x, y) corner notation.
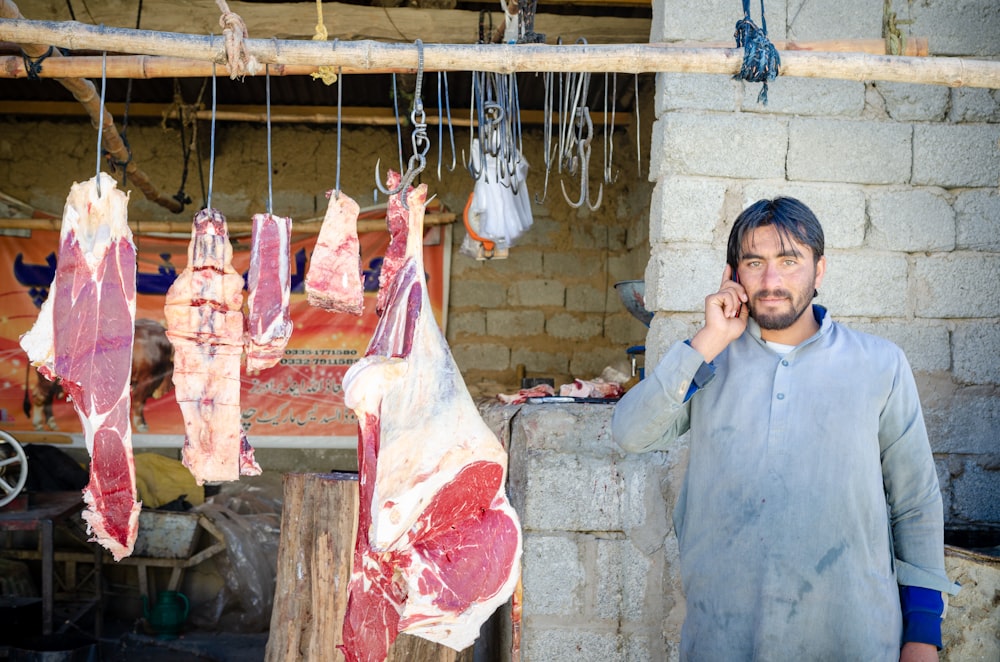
top-left (164, 208), bottom-right (260, 485)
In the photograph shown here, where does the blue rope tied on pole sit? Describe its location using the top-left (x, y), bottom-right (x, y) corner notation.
top-left (20, 46), bottom-right (55, 80)
top-left (733, 0), bottom-right (780, 104)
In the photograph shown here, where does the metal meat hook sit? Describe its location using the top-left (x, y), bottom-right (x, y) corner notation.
top-left (560, 110), bottom-right (602, 211)
top-left (375, 39), bottom-right (429, 209)
top-left (436, 70), bottom-right (457, 180)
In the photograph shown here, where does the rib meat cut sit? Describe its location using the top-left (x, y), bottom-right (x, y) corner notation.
top-left (246, 212), bottom-right (293, 373)
top-left (339, 173), bottom-right (522, 662)
top-left (164, 208), bottom-right (261, 485)
top-left (305, 190), bottom-right (364, 315)
top-left (20, 173), bottom-right (141, 561)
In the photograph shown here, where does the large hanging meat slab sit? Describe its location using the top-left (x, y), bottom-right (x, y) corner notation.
top-left (246, 211), bottom-right (293, 373)
top-left (20, 172), bottom-right (141, 561)
top-left (164, 208), bottom-right (261, 485)
top-left (339, 173), bottom-right (522, 662)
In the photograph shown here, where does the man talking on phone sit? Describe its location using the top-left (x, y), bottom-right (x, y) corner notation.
top-left (612, 197), bottom-right (958, 661)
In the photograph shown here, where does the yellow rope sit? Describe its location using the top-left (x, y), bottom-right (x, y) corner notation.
top-left (311, 0), bottom-right (338, 85)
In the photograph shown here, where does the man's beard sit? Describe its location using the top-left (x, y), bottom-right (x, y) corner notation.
top-left (750, 289), bottom-right (813, 331)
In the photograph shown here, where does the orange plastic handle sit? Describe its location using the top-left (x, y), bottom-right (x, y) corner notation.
top-left (462, 191), bottom-right (495, 253)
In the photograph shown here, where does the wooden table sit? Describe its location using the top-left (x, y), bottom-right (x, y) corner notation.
top-left (0, 491), bottom-right (97, 635)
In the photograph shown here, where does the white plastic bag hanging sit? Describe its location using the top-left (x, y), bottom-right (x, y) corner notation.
top-left (466, 137), bottom-right (533, 249)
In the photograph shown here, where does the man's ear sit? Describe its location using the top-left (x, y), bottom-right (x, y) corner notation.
top-left (814, 255), bottom-right (827, 291)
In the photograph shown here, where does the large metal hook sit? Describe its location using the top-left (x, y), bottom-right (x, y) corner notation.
top-left (464, 70), bottom-right (486, 180)
top-left (534, 70), bottom-right (555, 205)
top-left (559, 108), bottom-right (602, 211)
top-left (436, 70), bottom-right (457, 180)
top-left (375, 39), bottom-right (429, 208)
top-left (603, 71), bottom-right (618, 185)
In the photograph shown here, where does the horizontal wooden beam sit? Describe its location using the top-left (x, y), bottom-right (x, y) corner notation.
top-left (0, 38), bottom-right (928, 80)
top-left (15, 0), bottom-right (652, 45)
top-left (2, 18), bottom-right (998, 87)
top-left (0, 213), bottom-right (457, 235)
top-left (0, 100), bottom-right (632, 126)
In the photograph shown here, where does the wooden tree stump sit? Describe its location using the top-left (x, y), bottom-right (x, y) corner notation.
top-left (265, 472), bottom-right (473, 662)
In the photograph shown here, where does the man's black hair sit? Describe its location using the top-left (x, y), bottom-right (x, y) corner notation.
top-left (726, 197), bottom-right (825, 270)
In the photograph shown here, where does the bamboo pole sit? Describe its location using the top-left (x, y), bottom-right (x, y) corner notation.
top-left (0, 38), bottom-right (930, 80)
top-left (2, 18), bottom-right (999, 88)
top-left (1, 3), bottom-right (184, 213)
top-left (0, 100), bottom-right (630, 127)
top-left (0, 213), bottom-right (457, 235)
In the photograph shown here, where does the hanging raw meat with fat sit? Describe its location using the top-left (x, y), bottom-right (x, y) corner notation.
top-left (20, 172), bottom-right (141, 561)
top-left (246, 212), bottom-right (293, 373)
top-left (304, 190), bottom-right (364, 315)
top-left (339, 172), bottom-right (522, 662)
top-left (164, 207), bottom-right (261, 485)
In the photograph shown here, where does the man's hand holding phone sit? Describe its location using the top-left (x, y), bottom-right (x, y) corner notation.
top-left (689, 264), bottom-right (749, 363)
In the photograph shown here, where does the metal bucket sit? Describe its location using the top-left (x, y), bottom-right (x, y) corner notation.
top-left (614, 280), bottom-right (653, 327)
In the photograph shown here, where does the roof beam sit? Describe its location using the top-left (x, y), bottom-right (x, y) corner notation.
top-left (18, 0), bottom-right (652, 45)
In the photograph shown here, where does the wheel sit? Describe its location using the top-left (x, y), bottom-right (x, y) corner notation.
top-left (0, 430), bottom-right (28, 508)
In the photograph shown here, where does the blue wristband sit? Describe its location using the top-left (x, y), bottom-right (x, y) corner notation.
top-left (900, 585), bottom-right (944, 649)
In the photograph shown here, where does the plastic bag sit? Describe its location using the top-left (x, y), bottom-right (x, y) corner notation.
top-left (461, 138), bottom-right (532, 259)
top-left (189, 479), bottom-right (282, 632)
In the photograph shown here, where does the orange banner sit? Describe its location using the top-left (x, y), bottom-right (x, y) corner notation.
top-left (0, 219), bottom-right (447, 442)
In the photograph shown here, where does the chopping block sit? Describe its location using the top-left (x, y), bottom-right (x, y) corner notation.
top-left (266, 473), bottom-right (473, 662)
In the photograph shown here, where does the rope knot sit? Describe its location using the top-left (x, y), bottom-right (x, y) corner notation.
top-left (733, 0), bottom-right (780, 104)
top-left (216, 2), bottom-right (260, 79)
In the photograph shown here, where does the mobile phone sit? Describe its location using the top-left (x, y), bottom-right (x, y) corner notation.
top-left (729, 262), bottom-right (741, 316)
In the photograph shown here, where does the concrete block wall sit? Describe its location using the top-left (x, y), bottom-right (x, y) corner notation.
top-left (647, 0), bottom-right (1000, 535)
top-left (481, 402), bottom-right (682, 662)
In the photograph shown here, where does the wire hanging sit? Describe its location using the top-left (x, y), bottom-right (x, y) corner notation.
top-left (95, 50), bottom-right (108, 197)
top-left (207, 61), bottom-right (218, 210)
top-left (335, 67), bottom-right (343, 195)
top-left (265, 63), bottom-right (273, 216)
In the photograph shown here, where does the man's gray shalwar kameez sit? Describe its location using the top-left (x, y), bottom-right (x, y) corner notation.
top-left (612, 307), bottom-right (957, 661)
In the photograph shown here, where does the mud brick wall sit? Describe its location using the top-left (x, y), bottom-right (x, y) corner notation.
top-left (645, 0), bottom-right (1000, 541)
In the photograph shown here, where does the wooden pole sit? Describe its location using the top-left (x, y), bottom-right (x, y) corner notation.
top-left (0, 38), bottom-right (930, 80)
top-left (265, 473), bottom-right (474, 662)
top-left (266, 472), bottom-right (357, 662)
top-left (0, 99), bottom-right (629, 128)
top-left (0, 213), bottom-right (457, 236)
top-left (2, 18), bottom-right (999, 88)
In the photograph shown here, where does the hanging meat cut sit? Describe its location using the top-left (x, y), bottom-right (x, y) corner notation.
top-left (164, 208), bottom-right (261, 485)
top-left (20, 173), bottom-right (141, 561)
top-left (304, 190), bottom-right (364, 315)
top-left (246, 212), bottom-right (293, 374)
top-left (339, 173), bottom-right (522, 662)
